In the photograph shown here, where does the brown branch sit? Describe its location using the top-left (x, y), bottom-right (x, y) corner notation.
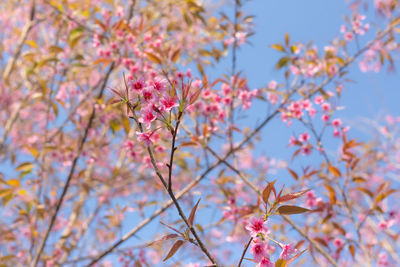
top-left (237, 237), bottom-right (253, 267)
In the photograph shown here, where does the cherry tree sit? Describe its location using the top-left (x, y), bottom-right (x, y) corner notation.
top-left (0, 0), bottom-right (399, 266)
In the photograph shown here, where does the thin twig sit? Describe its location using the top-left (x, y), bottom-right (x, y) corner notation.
top-left (237, 237), bottom-right (253, 267)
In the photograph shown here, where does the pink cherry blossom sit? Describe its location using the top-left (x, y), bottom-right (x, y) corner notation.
top-left (279, 243), bottom-right (296, 261)
top-left (136, 131), bottom-right (155, 146)
top-left (257, 257), bottom-right (274, 267)
top-left (245, 216), bottom-right (269, 238)
top-left (250, 240), bottom-right (269, 262)
top-left (139, 108), bottom-right (156, 129)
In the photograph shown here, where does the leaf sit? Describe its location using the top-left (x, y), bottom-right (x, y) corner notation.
top-left (93, 58), bottom-right (112, 66)
top-left (278, 189), bottom-right (311, 203)
top-left (390, 16), bottom-right (400, 27)
top-left (146, 52), bottom-right (162, 64)
top-left (355, 187), bottom-right (373, 198)
top-left (332, 222), bottom-right (346, 235)
top-left (328, 165), bottom-right (341, 177)
top-left (375, 189), bottom-right (397, 203)
top-left (324, 184), bottom-right (336, 204)
top-left (349, 244), bottom-right (355, 258)
top-left (171, 48), bottom-right (181, 63)
top-left (25, 147), bottom-right (39, 158)
top-left (25, 40), bottom-right (38, 49)
top-left (49, 45), bottom-right (64, 54)
top-left (16, 162), bottom-right (34, 172)
top-left (276, 205), bottom-right (310, 215)
top-left (352, 176), bottom-right (366, 183)
top-left (271, 44), bottom-right (285, 52)
top-left (146, 234), bottom-right (179, 247)
top-left (68, 27), bottom-right (84, 49)
top-left (7, 179), bottom-right (20, 187)
top-left (314, 237), bottom-right (329, 247)
top-left (275, 258), bottom-right (287, 267)
top-left (275, 57), bottom-right (290, 69)
top-left (189, 88), bottom-right (202, 105)
top-left (285, 32), bottom-right (290, 46)
top-left (188, 198), bottom-right (201, 226)
top-left (180, 141), bottom-right (198, 147)
top-left (286, 168), bottom-right (298, 180)
top-left (262, 180), bottom-right (276, 204)
top-left (163, 240), bottom-right (185, 261)
top-left (287, 249), bottom-right (307, 266)
top-left (197, 62), bottom-right (204, 76)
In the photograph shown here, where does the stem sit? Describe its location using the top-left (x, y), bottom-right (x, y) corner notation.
top-left (237, 237), bottom-right (252, 267)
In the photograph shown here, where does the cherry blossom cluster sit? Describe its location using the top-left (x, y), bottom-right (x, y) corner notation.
top-left (245, 216), bottom-right (297, 267)
top-left (340, 14), bottom-right (369, 42)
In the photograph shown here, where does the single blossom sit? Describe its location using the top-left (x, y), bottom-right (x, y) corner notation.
top-left (160, 96), bottom-right (179, 112)
top-left (257, 257), bottom-right (274, 267)
top-left (250, 239), bottom-right (269, 262)
top-left (138, 108), bottom-right (156, 129)
top-left (245, 216), bottom-right (269, 238)
top-left (131, 79), bottom-right (145, 91)
top-left (279, 243), bottom-right (296, 261)
top-left (136, 131), bottom-right (155, 146)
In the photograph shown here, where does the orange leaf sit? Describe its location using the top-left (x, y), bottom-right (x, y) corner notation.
top-left (328, 165), bottom-right (341, 177)
top-left (324, 184), bottom-right (336, 204)
top-left (278, 189), bottom-right (311, 203)
top-left (171, 48), bottom-right (181, 63)
top-left (146, 52), bottom-right (162, 64)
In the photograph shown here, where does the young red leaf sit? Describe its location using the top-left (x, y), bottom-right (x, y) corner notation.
top-left (278, 189), bottom-right (311, 203)
top-left (276, 205), bottom-right (310, 215)
top-left (287, 168), bottom-right (298, 180)
top-left (188, 198), bottom-right (201, 226)
top-left (163, 240), bottom-right (185, 261)
top-left (262, 180), bottom-right (276, 204)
